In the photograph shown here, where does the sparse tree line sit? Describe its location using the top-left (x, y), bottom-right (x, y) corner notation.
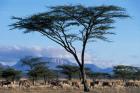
top-left (0, 57), bottom-right (140, 85)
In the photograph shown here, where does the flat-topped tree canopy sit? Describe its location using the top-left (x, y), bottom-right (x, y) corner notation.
top-left (11, 5), bottom-right (129, 46)
top-left (10, 5), bottom-right (129, 92)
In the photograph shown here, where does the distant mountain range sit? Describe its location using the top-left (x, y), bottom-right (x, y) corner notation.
top-left (85, 64), bottom-right (112, 73)
top-left (11, 57), bottom-right (113, 73)
top-left (0, 63), bottom-right (9, 69)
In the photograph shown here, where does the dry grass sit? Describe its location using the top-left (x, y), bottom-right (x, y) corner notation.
top-left (0, 87), bottom-right (140, 93)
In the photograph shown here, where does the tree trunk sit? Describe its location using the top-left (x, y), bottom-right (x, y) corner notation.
top-left (79, 72), bottom-right (82, 80)
top-left (32, 77), bottom-right (35, 85)
top-left (44, 75), bottom-right (47, 85)
top-left (68, 75), bottom-right (72, 80)
top-left (56, 71), bottom-right (59, 80)
top-left (80, 67), bottom-right (90, 92)
top-left (12, 76), bottom-right (15, 84)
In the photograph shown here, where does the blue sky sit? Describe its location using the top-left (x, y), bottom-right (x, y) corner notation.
top-left (0, 0), bottom-right (140, 68)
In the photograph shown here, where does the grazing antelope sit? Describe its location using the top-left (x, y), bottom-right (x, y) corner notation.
top-left (0, 80), bottom-right (12, 87)
top-left (19, 80), bottom-right (31, 88)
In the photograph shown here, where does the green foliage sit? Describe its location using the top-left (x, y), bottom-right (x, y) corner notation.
top-left (57, 65), bottom-right (94, 80)
top-left (91, 72), bottom-right (111, 79)
top-left (20, 57), bottom-right (55, 85)
top-left (10, 5), bottom-right (129, 43)
top-left (28, 64), bottom-right (55, 79)
top-left (113, 65), bottom-right (138, 79)
top-left (0, 67), bottom-right (4, 78)
top-left (20, 56), bottom-right (47, 70)
top-left (1, 68), bottom-right (21, 81)
top-left (133, 69), bottom-right (140, 80)
top-left (57, 65), bottom-right (79, 80)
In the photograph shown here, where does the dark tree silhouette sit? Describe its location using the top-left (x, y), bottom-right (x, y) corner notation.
top-left (27, 65), bottom-right (50, 85)
top-left (20, 57), bottom-right (47, 70)
top-left (134, 68), bottom-right (140, 80)
top-left (57, 65), bottom-right (79, 80)
top-left (0, 67), bottom-right (4, 78)
top-left (32, 64), bottom-right (54, 85)
top-left (20, 57), bottom-right (48, 85)
top-left (113, 65), bottom-right (138, 80)
top-left (2, 68), bottom-right (21, 83)
top-left (10, 5), bottom-right (129, 92)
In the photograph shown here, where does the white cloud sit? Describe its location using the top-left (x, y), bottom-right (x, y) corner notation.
top-left (0, 45), bottom-right (139, 68)
top-left (0, 46), bottom-right (72, 65)
top-left (0, 45), bottom-right (96, 65)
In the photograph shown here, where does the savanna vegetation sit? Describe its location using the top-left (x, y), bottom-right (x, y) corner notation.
top-left (1, 57), bottom-right (140, 93)
top-left (1, 57), bottom-right (140, 84)
top-left (10, 4), bottom-right (129, 92)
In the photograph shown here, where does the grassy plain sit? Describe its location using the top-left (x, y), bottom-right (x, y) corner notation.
top-left (0, 87), bottom-right (140, 93)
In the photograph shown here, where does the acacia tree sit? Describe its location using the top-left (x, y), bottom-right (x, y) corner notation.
top-left (57, 65), bottom-right (79, 80)
top-left (134, 69), bottom-right (140, 80)
top-left (10, 5), bottom-right (129, 92)
top-left (20, 57), bottom-right (48, 85)
top-left (20, 57), bottom-right (47, 70)
top-left (113, 65), bottom-right (138, 80)
top-left (2, 68), bottom-right (21, 83)
top-left (32, 64), bottom-right (54, 85)
top-left (27, 64), bottom-right (50, 85)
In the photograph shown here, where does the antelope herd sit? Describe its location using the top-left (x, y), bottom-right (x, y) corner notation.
top-left (0, 79), bottom-right (140, 89)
